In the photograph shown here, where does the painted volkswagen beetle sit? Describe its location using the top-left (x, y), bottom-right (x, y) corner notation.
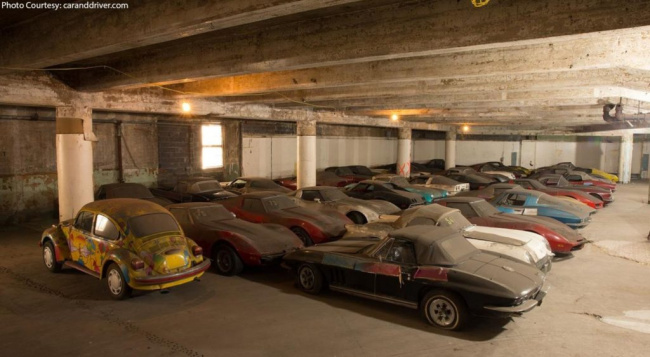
top-left (40, 198), bottom-right (210, 299)
top-left (492, 189), bottom-right (595, 228)
top-left (283, 225), bottom-right (548, 330)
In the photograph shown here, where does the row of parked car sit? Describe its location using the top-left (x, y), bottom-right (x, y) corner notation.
top-left (39, 160), bottom-right (616, 330)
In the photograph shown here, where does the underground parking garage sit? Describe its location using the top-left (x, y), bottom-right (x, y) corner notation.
top-left (1, 0), bottom-right (650, 356)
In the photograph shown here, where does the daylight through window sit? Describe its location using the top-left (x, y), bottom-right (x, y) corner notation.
top-left (202, 125), bottom-right (223, 169)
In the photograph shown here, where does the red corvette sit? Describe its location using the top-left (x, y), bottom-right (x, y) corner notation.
top-left (438, 197), bottom-right (586, 254)
top-left (168, 202), bottom-right (303, 276)
top-left (510, 178), bottom-right (604, 209)
top-left (563, 171), bottom-right (616, 191)
top-left (219, 192), bottom-right (352, 246)
top-left (535, 175), bottom-right (613, 204)
top-left (275, 171), bottom-right (354, 190)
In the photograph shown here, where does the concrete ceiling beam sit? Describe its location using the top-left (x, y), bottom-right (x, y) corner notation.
top-left (52, 0), bottom-right (650, 91)
top-left (213, 68), bottom-right (650, 105)
top-left (0, 0), bottom-right (365, 70)
top-left (0, 72), bottom-right (449, 130)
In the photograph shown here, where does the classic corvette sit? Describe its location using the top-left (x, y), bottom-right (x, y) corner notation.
top-left (274, 171), bottom-right (355, 190)
top-left (437, 197), bottom-right (586, 254)
top-left (283, 225), bottom-right (548, 330)
top-left (343, 204), bottom-right (552, 271)
top-left (342, 180), bottom-right (425, 209)
top-left (554, 162), bottom-right (619, 183)
top-left (562, 171), bottom-right (616, 191)
top-left (150, 177), bottom-right (238, 202)
top-left (511, 178), bottom-right (604, 209)
top-left (40, 199), bottom-right (210, 299)
top-left (96, 183), bottom-right (172, 207)
top-left (448, 167), bottom-right (511, 182)
top-left (441, 170), bottom-right (495, 190)
top-left (409, 175), bottom-right (470, 196)
top-left (471, 161), bottom-right (530, 178)
top-left (456, 183), bottom-right (523, 200)
top-left (492, 189), bottom-right (595, 228)
top-left (167, 203), bottom-right (303, 275)
top-left (219, 192), bottom-right (352, 246)
top-left (291, 186), bottom-right (400, 224)
top-left (373, 174), bottom-right (448, 203)
top-left (534, 175), bottom-right (613, 204)
top-left (324, 166), bottom-right (369, 183)
top-left (225, 177), bottom-right (293, 194)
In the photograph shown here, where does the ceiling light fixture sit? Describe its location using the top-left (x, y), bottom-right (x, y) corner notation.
top-left (181, 102), bottom-right (191, 113)
top-left (462, 124), bottom-right (470, 132)
top-left (391, 114), bottom-right (399, 121)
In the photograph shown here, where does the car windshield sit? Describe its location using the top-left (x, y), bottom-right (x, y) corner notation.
top-left (555, 176), bottom-right (570, 187)
top-left (321, 188), bottom-right (348, 201)
top-left (106, 185), bottom-right (153, 199)
top-left (337, 167), bottom-right (354, 176)
top-left (472, 200), bottom-right (500, 216)
top-left (352, 166), bottom-right (373, 176)
top-left (262, 195), bottom-right (298, 211)
top-left (190, 205), bottom-right (235, 223)
top-left (251, 179), bottom-right (283, 189)
top-left (537, 194), bottom-right (562, 206)
top-left (195, 181), bottom-right (223, 192)
top-left (390, 176), bottom-right (410, 186)
top-left (128, 213), bottom-right (181, 238)
top-left (429, 176), bottom-right (458, 185)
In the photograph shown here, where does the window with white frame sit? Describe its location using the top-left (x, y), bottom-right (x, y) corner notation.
top-left (201, 124), bottom-right (223, 169)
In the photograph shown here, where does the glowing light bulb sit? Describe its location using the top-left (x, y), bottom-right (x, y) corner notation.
top-left (181, 102), bottom-right (191, 113)
top-left (391, 114), bottom-right (399, 121)
top-left (462, 124), bottom-right (470, 132)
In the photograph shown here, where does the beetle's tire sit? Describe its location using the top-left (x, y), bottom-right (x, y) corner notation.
top-left (346, 211), bottom-right (367, 224)
top-left (42, 241), bottom-right (62, 273)
top-left (297, 263), bottom-right (325, 294)
top-left (213, 244), bottom-right (244, 276)
top-left (291, 227), bottom-right (314, 246)
top-left (421, 290), bottom-right (469, 330)
top-left (105, 263), bottom-right (132, 300)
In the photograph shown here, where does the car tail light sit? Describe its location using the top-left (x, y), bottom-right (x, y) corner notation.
top-left (131, 259), bottom-right (145, 270)
top-left (192, 246), bottom-right (203, 257)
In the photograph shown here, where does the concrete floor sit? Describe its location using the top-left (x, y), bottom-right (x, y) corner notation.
top-left (2, 182), bottom-right (650, 357)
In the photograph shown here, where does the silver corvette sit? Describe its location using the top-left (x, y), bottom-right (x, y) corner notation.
top-left (291, 186), bottom-right (400, 224)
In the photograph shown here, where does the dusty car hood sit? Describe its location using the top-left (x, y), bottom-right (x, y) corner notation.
top-left (456, 252), bottom-right (545, 295)
top-left (203, 219), bottom-right (301, 253)
top-left (132, 235), bottom-right (192, 274)
top-left (339, 197), bottom-right (400, 215)
top-left (491, 213), bottom-right (584, 243)
top-left (274, 207), bottom-right (347, 236)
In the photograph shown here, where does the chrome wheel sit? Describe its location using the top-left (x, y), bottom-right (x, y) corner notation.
top-left (107, 268), bottom-right (123, 296)
top-left (299, 266), bottom-right (315, 290)
top-left (428, 298), bottom-right (456, 327)
top-left (43, 245), bottom-right (54, 269)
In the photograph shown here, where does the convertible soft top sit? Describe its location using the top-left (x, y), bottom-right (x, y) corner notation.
top-left (389, 225), bottom-right (478, 266)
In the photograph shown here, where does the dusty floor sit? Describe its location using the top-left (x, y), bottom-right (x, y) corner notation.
top-left (1, 182), bottom-right (650, 357)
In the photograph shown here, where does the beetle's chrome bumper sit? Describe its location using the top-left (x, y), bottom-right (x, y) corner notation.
top-left (133, 260), bottom-right (211, 285)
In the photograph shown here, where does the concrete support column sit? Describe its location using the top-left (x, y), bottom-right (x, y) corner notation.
top-left (296, 120), bottom-right (317, 189)
top-left (396, 128), bottom-right (412, 177)
top-left (56, 106), bottom-right (95, 221)
top-left (445, 131), bottom-right (457, 170)
top-left (618, 132), bottom-right (633, 184)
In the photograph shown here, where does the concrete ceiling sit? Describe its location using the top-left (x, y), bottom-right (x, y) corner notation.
top-left (1, 0), bottom-right (650, 133)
